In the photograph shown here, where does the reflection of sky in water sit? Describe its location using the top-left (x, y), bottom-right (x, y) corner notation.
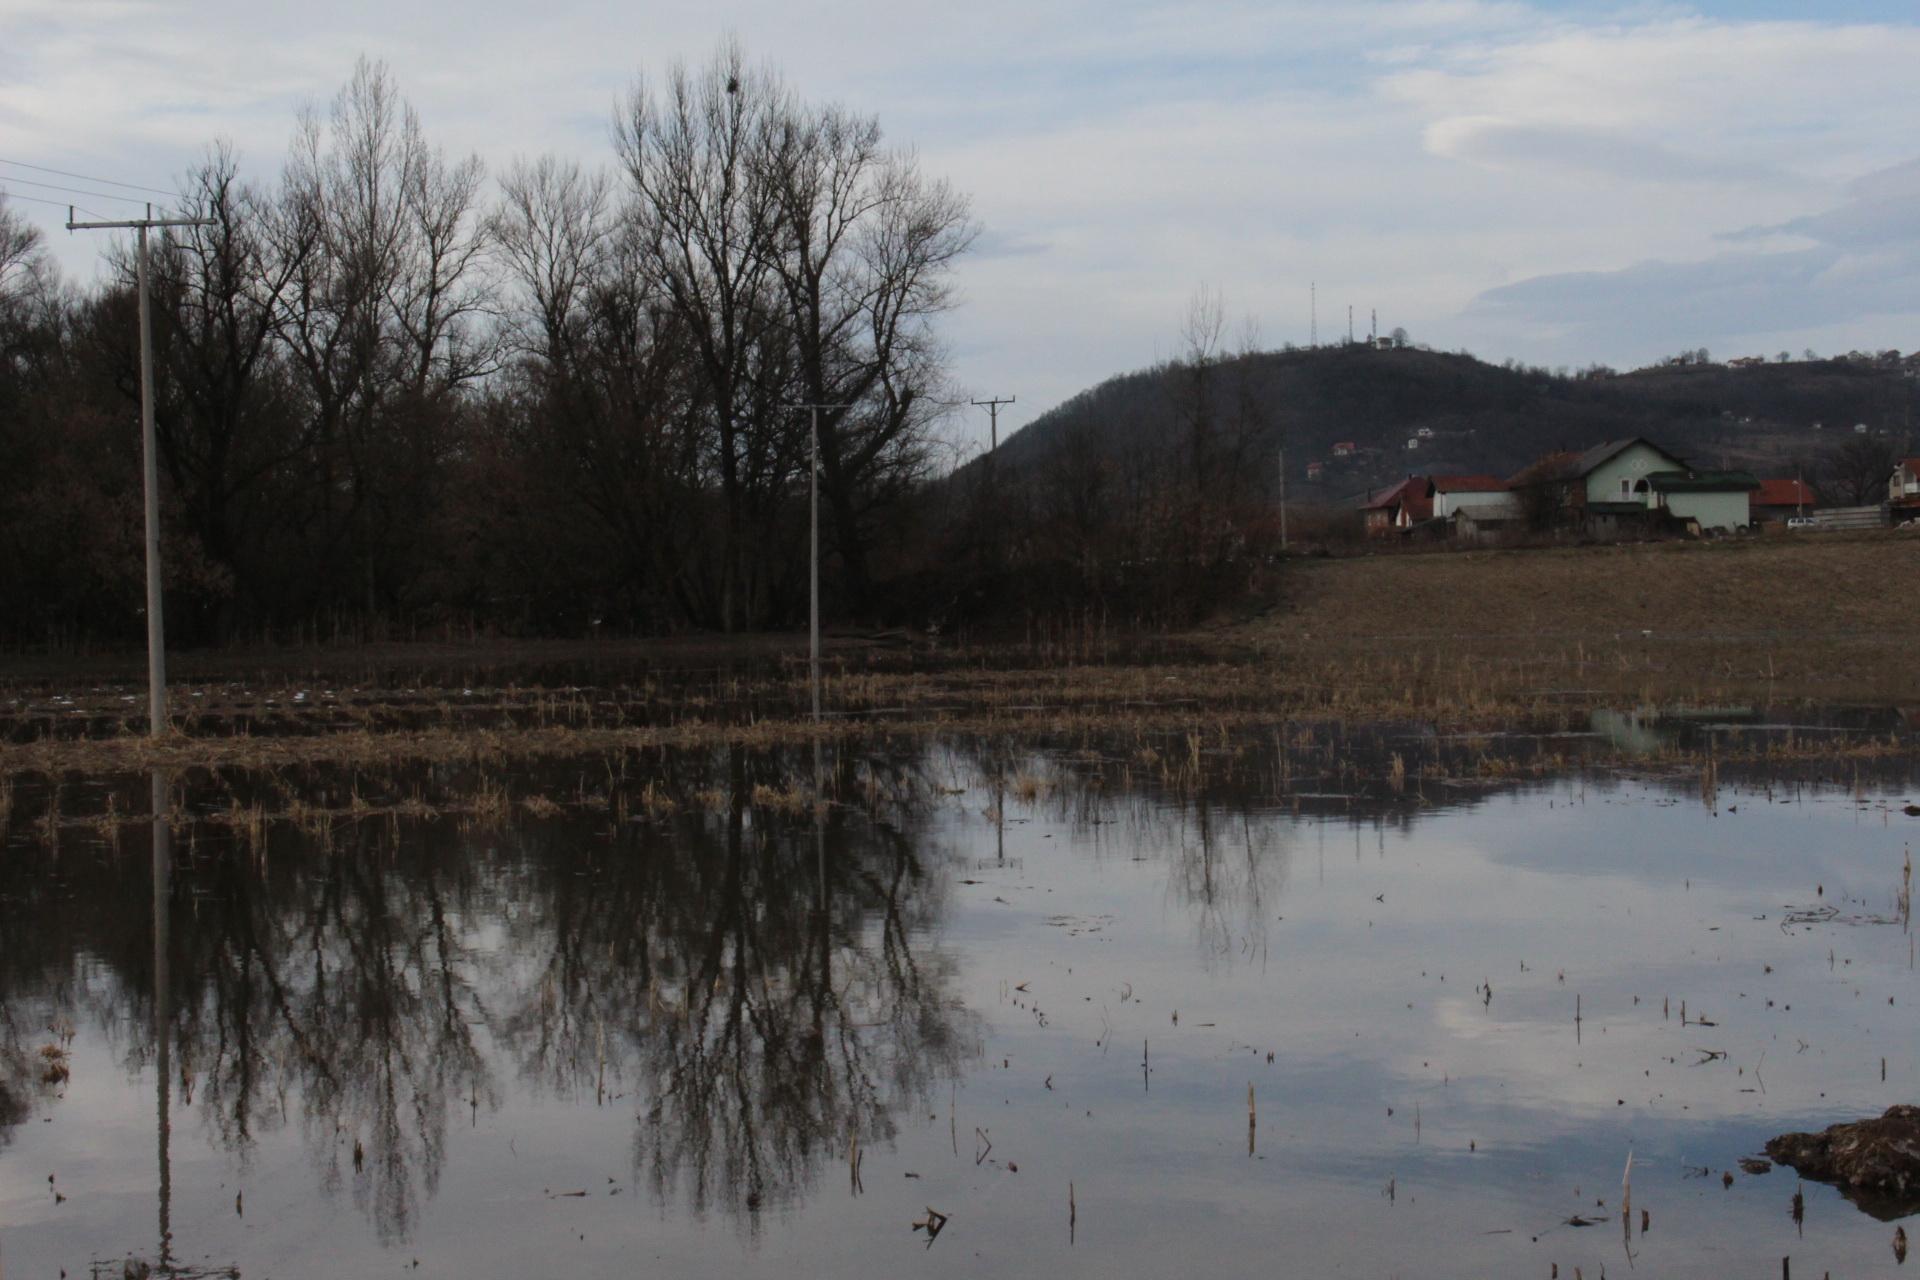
top-left (0, 756), bottom-right (1915, 1277)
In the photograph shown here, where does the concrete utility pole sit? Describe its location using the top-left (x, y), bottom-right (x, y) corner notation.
top-left (67, 205), bottom-right (212, 738)
top-left (795, 403), bottom-right (851, 726)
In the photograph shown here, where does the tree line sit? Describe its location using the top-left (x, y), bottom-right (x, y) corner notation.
top-left (0, 44), bottom-right (982, 646)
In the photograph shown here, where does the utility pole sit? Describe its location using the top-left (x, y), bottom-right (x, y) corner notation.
top-left (67, 204), bottom-right (212, 738)
top-left (795, 403), bottom-right (851, 726)
top-left (971, 395), bottom-right (1015, 487)
top-left (1310, 282), bottom-right (1317, 348)
top-left (1347, 305), bottom-right (1354, 345)
top-left (1278, 446), bottom-right (1289, 552)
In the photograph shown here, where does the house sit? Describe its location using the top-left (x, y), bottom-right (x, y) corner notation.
top-left (1643, 469), bottom-right (1760, 532)
top-left (1507, 438), bottom-right (1688, 531)
top-left (1305, 461), bottom-right (1325, 482)
top-left (1358, 476), bottom-right (1432, 537)
top-left (1426, 474), bottom-right (1513, 521)
top-left (1452, 504), bottom-right (1522, 544)
top-left (1750, 478), bottom-right (1818, 524)
top-left (1415, 426), bottom-right (1434, 439)
top-left (1406, 437), bottom-right (1420, 451)
top-left (1893, 457), bottom-right (1920, 520)
top-left (1331, 441), bottom-right (1357, 458)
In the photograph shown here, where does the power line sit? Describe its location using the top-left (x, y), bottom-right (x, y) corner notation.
top-left (0, 156), bottom-right (175, 199)
top-left (0, 172), bottom-right (154, 207)
top-left (0, 187), bottom-right (115, 220)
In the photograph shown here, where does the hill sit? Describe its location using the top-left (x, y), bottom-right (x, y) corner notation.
top-left (986, 344), bottom-right (1919, 500)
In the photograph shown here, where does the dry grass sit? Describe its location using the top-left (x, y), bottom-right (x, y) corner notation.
top-left (1239, 530), bottom-right (1918, 706)
top-left (0, 532), bottom-right (1912, 782)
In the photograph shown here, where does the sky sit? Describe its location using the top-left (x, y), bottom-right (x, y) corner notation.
top-left (4, 0), bottom-right (1920, 450)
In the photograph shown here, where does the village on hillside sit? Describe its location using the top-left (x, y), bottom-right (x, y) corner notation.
top-left (1351, 436), bottom-right (1920, 542)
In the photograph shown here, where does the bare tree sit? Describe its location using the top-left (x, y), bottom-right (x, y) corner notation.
top-left (278, 58), bottom-right (492, 616)
top-left (616, 40), bottom-right (797, 630)
top-left (1825, 434), bottom-right (1900, 506)
top-left (767, 98), bottom-right (976, 607)
top-left (0, 196), bottom-right (47, 303)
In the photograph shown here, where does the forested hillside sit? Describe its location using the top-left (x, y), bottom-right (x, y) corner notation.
top-left (987, 342), bottom-right (1919, 501)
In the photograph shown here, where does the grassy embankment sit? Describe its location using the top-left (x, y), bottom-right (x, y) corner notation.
top-left (0, 530), bottom-right (1912, 778)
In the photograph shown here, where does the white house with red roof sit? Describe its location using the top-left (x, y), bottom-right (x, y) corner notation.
top-left (1893, 457), bottom-right (1920, 519)
top-left (1426, 474), bottom-right (1513, 520)
top-left (1751, 477), bottom-right (1818, 523)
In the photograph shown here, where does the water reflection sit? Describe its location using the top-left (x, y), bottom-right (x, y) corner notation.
top-left (2, 726), bottom-right (1917, 1277)
top-left (0, 746), bottom-right (977, 1247)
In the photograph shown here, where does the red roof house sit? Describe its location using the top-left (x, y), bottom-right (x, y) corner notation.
top-left (1359, 476), bottom-right (1433, 536)
top-left (1751, 478), bottom-right (1818, 519)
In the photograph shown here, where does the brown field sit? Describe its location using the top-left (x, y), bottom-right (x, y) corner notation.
top-left (0, 529), bottom-right (1914, 778)
top-left (1238, 528), bottom-right (1917, 707)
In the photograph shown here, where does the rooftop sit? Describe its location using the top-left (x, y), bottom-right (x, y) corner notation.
top-left (1645, 469), bottom-right (1760, 494)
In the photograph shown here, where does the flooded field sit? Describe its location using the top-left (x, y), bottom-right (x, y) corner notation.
top-left (2, 727), bottom-right (1917, 1277)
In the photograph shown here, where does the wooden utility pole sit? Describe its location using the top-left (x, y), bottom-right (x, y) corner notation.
top-left (66, 205), bottom-right (211, 737)
top-left (972, 395), bottom-right (1015, 486)
top-left (1278, 446), bottom-right (1288, 551)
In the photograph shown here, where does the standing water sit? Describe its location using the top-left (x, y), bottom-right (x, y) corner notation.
top-left (0, 734), bottom-right (1916, 1277)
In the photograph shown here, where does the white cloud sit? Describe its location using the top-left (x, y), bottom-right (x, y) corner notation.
top-left (3, 2), bottom-right (1920, 442)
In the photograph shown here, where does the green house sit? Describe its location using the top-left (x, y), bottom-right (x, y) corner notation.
top-left (1513, 438), bottom-right (1758, 533)
top-left (1644, 470), bottom-right (1759, 532)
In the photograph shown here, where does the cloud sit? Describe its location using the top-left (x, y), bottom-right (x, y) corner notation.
top-left (1427, 117), bottom-right (1788, 186)
top-left (7, 2), bottom-right (1920, 437)
top-left (1468, 153), bottom-right (1920, 354)
top-left (1727, 156), bottom-right (1920, 250)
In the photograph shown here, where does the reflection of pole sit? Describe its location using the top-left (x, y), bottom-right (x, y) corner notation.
top-left (811, 408), bottom-right (820, 725)
top-left (814, 737), bottom-right (826, 918)
top-left (151, 769), bottom-right (173, 1269)
top-left (996, 777), bottom-right (1005, 866)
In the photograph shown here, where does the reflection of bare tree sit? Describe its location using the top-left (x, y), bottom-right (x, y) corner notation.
top-left (490, 747), bottom-right (974, 1234)
top-left (0, 743), bottom-right (975, 1244)
top-left (133, 821), bottom-right (497, 1243)
top-left (0, 1004), bottom-right (40, 1145)
top-left (944, 736), bottom-right (1292, 965)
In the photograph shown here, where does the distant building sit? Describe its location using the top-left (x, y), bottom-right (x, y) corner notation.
top-left (1305, 461), bottom-right (1325, 482)
top-left (1453, 505), bottom-right (1521, 544)
top-left (1506, 437), bottom-right (1755, 533)
top-left (1893, 457), bottom-right (1920, 520)
top-left (1427, 474), bottom-right (1514, 521)
top-left (1750, 478), bottom-right (1818, 523)
top-left (1331, 441), bottom-right (1357, 457)
top-left (1358, 476), bottom-right (1432, 537)
top-left (1644, 469), bottom-right (1760, 532)
top-left (1508, 438), bottom-right (1686, 531)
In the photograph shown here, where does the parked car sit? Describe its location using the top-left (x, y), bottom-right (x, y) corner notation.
top-left (1786, 515), bottom-right (1818, 530)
